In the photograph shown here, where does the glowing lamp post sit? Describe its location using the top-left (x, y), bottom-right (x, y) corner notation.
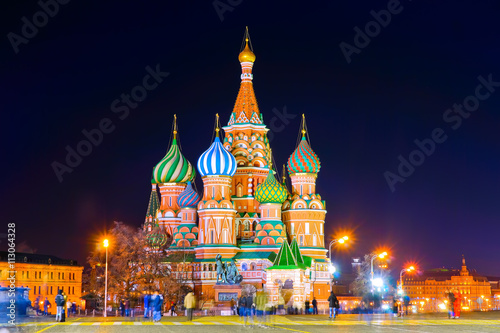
top-left (370, 252), bottom-right (387, 285)
top-left (103, 239), bottom-right (109, 317)
top-left (328, 236), bottom-right (348, 262)
top-left (399, 266), bottom-right (415, 295)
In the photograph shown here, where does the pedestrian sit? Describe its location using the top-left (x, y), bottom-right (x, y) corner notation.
top-left (144, 293), bottom-right (150, 318)
top-left (230, 298), bottom-right (235, 315)
top-left (34, 297), bottom-right (40, 316)
top-left (170, 301), bottom-right (175, 316)
top-left (278, 294), bottom-right (285, 315)
top-left (238, 293), bottom-right (246, 319)
top-left (328, 291), bottom-right (338, 320)
top-left (392, 297), bottom-right (398, 318)
top-left (55, 290), bottom-right (65, 322)
top-left (244, 292), bottom-right (253, 325)
top-left (66, 299), bottom-right (72, 318)
top-left (152, 292), bottom-right (163, 322)
top-left (453, 290), bottom-right (461, 319)
top-left (125, 299), bottom-right (130, 317)
top-left (312, 298), bottom-right (318, 315)
top-left (120, 300), bottom-right (125, 317)
top-left (255, 291), bottom-right (266, 324)
top-left (305, 299), bottom-right (310, 314)
top-left (43, 297), bottom-right (51, 316)
top-left (184, 292), bottom-right (195, 321)
top-left (446, 290), bottom-right (455, 319)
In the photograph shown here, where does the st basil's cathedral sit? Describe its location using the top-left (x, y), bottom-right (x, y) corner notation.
top-left (143, 29), bottom-right (333, 307)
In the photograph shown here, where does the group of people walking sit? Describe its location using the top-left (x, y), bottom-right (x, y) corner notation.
top-left (142, 292), bottom-right (164, 322)
top-left (446, 289), bottom-right (462, 319)
top-left (304, 298), bottom-right (318, 314)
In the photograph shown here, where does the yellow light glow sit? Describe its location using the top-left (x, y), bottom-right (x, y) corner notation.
top-left (338, 238), bottom-right (345, 244)
top-left (343, 236), bottom-right (349, 240)
top-left (103, 239), bottom-right (109, 248)
top-left (408, 266), bottom-right (415, 271)
top-left (379, 252), bottom-right (388, 258)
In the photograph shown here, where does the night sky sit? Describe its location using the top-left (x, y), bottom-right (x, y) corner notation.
top-left (2, 0), bottom-right (500, 277)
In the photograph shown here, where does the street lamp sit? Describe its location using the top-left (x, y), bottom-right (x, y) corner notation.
top-left (399, 266), bottom-right (415, 295)
top-left (328, 236), bottom-right (348, 262)
top-left (370, 252), bottom-right (387, 284)
top-left (103, 239), bottom-right (109, 318)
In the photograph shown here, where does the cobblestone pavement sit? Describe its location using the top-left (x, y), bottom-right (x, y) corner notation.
top-left (3, 312), bottom-right (500, 333)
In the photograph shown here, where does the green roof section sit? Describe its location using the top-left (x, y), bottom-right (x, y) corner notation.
top-left (267, 265), bottom-right (300, 270)
top-left (145, 187), bottom-right (160, 220)
top-left (290, 237), bottom-right (305, 266)
top-left (272, 240), bottom-right (297, 267)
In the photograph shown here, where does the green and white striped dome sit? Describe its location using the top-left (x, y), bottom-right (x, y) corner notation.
top-left (152, 138), bottom-right (195, 184)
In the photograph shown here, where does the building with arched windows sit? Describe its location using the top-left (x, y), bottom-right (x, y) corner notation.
top-left (142, 29), bottom-right (332, 308)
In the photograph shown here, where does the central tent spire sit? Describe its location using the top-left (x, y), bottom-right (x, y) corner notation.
top-left (228, 27), bottom-right (262, 126)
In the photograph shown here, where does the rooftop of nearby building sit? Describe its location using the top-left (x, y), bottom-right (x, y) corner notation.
top-left (405, 268), bottom-right (489, 282)
top-left (0, 251), bottom-right (80, 266)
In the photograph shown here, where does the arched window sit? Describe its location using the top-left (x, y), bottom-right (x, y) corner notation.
top-left (250, 263), bottom-right (256, 271)
top-left (241, 263), bottom-right (248, 271)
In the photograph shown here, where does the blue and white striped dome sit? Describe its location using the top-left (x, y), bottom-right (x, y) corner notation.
top-left (197, 137), bottom-right (237, 177)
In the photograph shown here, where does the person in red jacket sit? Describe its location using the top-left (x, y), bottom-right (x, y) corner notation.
top-left (453, 290), bottom-right (461, 319)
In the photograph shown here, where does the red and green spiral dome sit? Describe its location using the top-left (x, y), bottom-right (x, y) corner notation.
top-left (287, 137), bottom-right (321, 174)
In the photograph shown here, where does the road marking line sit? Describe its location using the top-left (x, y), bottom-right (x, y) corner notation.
top-left (372, 324), bottom-right (433, 333)
top-left (113, 321), bottom-right (122, 325)
top-left (267, 325), bottom-right (311, 333)
top-left (134, 322), bottom-right (142, 325)
top-left (35, 324), bottom-right (58, 333)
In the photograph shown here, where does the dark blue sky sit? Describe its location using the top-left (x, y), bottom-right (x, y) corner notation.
top-left (1, 0), bottom-right (500, 276)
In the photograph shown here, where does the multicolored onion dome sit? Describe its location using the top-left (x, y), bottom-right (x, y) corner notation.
top-left (287, 137), bottom-right (321, 174)
top-left (152, 138), bottom-right (195, 184)
top-left (197, 137), bottom-right (237, 177)
top-left (178, 181), bottom-right (200, 208)
top-left (255, 170), bottom-right (288, 204)
top-left (146, 226), bottom-right (168, 249)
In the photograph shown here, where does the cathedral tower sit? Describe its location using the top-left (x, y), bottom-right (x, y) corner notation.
top-left (282, 115), bottom-right (327, 259)
top-left (222, 27), bottom-right (271, 240)
top-left (196, 115), bottom-right (238, 259)
top-left (151, 115), bottom-right (195, 236)
top-left (170, 181), bottom-right (200, 250)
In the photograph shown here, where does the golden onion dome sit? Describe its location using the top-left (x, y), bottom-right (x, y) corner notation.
top-left (238, 38), bottom-right (256, 63)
